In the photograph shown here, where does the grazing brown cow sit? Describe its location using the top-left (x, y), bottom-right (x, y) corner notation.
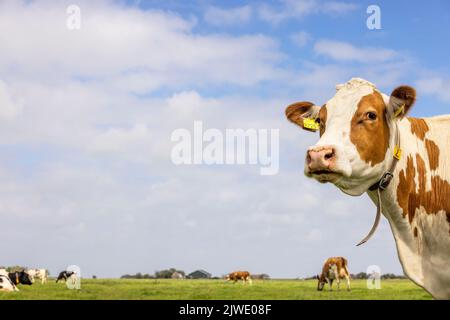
top-left (226, 271), bottom-right (252, 285)
top-left (317, 257), bottom-right (350, 291)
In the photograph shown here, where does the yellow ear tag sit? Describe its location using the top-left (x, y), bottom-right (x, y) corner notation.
top-left (394, 104), bottom-right (405, 118)
top-left (303, 118), bottom-right (320, 131)
top-left (393, 145), bottom-right (402, 160)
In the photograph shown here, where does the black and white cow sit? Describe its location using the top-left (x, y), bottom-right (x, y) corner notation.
top-left (0, 275), bottom-right (18, 292)
top-left (56, 271), bottom-right (76, 283)
top-left (8, 271), bottom-right (34, 286)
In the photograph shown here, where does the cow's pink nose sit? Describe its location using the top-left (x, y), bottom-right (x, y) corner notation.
top-left (307, 146), bottom-right (336, 172)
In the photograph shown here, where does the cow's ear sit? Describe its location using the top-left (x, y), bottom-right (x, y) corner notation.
top-left (285, 101), bottom-right (321, 132)
top-left (388, 86), bottom-right (416, 119)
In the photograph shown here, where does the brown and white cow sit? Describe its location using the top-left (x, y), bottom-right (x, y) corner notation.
top-left (285, 78), bottom-right (450, 299)
top-left (226, 271), bottom-right (253, 285)
top-left (317, 257), bottom-right (350, 291)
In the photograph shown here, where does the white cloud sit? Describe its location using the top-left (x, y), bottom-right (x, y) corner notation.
top-left (314, 39), bottom-right (398, 63)
top-left (0, 80), bottom-right (23, 121)
top-left (0, 0), bottom-right (282, 90)
top-left (324, 199), bottom-right (354, 217)
top-left (258, 0), bottom-right (357, 24)
top-left (290, 31), bottom-right (311, 47)
top-left (166, 90), bottom-right (219, 118)
top-left (306, 228), bottom-right (323, 241)
top-left (204, 5), bottom-right (252, 26)
top-left (321, 1), bottom-right (358, 14)
top-left (416, 76), bottom-right (450, 103)
top-left (258, 0), bottom-right (317, 24)
top-left (90, 124), bottom-right (151, 153)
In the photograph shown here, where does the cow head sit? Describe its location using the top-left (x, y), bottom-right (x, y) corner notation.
top-left (316, 274), bottom-right (326, 291)
top-left (18, 271), bottom-right (33, 285)
top-left (285, 78), bottom-right (416, 196)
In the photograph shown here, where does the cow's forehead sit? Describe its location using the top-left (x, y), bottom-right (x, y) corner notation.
top-left (326, 81), bottom-right (377, 118)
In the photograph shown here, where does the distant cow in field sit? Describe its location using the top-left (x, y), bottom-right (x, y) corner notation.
top-left (226, 271), bottom-right (252, 285)
top-left (0, 275), bottom-right (18, 292)
top-left (8, 270), bottom-right (33, 287)
top-left (252, 274), bottom-right (270, 280)
top-left (56, 271), bottom-right (76, 283)
top-left (27, 268), bottom-right (48, 284)
top-left (317, 257), bottom-right (350, 291)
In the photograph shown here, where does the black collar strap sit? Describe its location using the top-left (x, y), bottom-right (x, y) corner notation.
top-left (356, 120), bottom-right (402, 246)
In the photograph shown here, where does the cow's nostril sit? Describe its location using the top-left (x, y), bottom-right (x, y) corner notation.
top-left (324, 150), bottom-right (334, 161)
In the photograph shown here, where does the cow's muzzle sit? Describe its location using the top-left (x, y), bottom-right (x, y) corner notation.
top-left (306, 146), bottom-right (335, 171)
top-left (306, 146), bottom-right (342, 183)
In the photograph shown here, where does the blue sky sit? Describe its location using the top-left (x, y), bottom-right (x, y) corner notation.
top-left (0, 0), bottom-right (449, 278)
top-left (128, 0), bottom-right (450, 115)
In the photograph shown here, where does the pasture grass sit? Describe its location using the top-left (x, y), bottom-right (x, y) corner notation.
top-left (0, 279), bottom-right (432, 300)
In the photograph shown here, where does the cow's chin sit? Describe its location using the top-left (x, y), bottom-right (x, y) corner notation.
top-left (305, 170), bottom-right (369, 197)
top-left (334, 177), bottom-right (375, 196)
top-left (336, 184), bottom-right (366, 196)
top-left (305, 170), bottom-right (343, 184)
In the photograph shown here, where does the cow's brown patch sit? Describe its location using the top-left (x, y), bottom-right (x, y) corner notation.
top-left (350, 91), bottom-right (389, 166)
top-left (425, 139), bottom-right (440, 171)
top-left (397, 154), bottom-right (450, 233)
top-left (319, 104), bottom-right (327, 137)
top-left (407, 118), bottom-right (429, 141)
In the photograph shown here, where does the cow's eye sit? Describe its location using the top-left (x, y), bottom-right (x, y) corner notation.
top-left (366, 112), bottom-right (377, 120)
top-left (315, 118), bottom-right (320, 124)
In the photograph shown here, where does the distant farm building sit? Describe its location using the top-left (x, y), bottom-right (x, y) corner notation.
top-left (252, 274), bottom-right (270, 280)
top-left (187, 270), bottom-right (211, 279)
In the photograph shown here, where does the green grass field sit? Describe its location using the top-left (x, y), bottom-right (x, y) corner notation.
top-left (0, 279), bottom-right (432, 300)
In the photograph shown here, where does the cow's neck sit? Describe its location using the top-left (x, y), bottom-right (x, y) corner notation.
top-left (366, 116), bottom-right (450, 298)
top-left (368, 119), bottom-right (423, 285)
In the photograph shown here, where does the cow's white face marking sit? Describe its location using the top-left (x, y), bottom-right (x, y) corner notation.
top-left (308, 79), bottom-right (392, 195)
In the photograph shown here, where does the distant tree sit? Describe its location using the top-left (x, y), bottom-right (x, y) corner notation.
top-left (6, 265), bottom-right (27, 272)
top-left (155, 268), bottom-right (185, 279)
top-left (120, 273), bottom-right (155, 279)
top-left (381, 273), bottom-right (406, 280)
top-left (92, 275), bottom-right (97, 279)
top-left (304, 275), bottom-right (319, 280)
top-left (352, 272), bottom-right (368, 279)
